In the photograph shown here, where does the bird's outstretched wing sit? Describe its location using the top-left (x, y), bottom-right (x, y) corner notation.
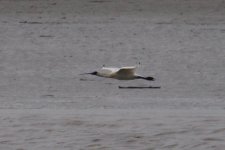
top-left (99, 67), bottom-right (120, 77)
top-left (117, 66), bottom-right (136, 76)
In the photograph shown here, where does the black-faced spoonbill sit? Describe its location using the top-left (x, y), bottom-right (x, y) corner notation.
top-left (80, 66), bottom-right (155, 81)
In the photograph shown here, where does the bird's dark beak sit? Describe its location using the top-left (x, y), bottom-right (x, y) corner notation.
top-left (79, 73), bottom-right (91, 75)
top-left (80, 71), bottom-right (97, 75)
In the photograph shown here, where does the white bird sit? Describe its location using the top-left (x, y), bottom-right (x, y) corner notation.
top-left (80, 66), bottom-right (155, 81)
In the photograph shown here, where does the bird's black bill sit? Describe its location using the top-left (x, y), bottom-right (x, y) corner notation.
top-left (79, 71), bottom-right (97, 75)
top-left (79, 73), bottom-right (92, 75)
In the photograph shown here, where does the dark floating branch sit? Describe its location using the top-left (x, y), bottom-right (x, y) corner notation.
top-left (90, 0), bottom-right (110, 3)
top-left (118, 86), bottom-right (161, 89)
top-left (39, 35), bottom-right (54, 38)
top-left (19, 21), bottom-right (43, 24)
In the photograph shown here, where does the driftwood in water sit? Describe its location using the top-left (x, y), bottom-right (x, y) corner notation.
top-left (118, 86), bottom-right (161, 89)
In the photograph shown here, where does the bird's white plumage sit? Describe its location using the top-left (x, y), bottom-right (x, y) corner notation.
top-left (97, 66), bottom-right (137, 79)
top-left (81, 66), bottom-right (155, 81)
top-left (117, 66), bottom-right (136, 76)
top-left (97, 67), bottom-right (120, 77)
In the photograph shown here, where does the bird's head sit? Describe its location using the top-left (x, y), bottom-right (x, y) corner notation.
top-left (80, 71), bottom-right (98, 76)
top-left (90, 71), bottom-right (98, 75)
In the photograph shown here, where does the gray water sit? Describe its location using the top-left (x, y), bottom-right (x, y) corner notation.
top-left (0, 0), bottom-right (225, 149)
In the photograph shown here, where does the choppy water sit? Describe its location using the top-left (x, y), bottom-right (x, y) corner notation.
top-left (1, 109), bottom-right (225, 150)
